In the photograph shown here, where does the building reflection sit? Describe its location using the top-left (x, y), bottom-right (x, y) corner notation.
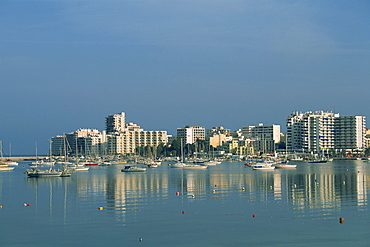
top-left (22, 161), bottom-right (370, 223)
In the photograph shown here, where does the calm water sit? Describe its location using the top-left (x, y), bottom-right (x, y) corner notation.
top-left (1, 160), bottom-right (370, 246)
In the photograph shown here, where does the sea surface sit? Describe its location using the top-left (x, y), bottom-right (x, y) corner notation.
top-left (1, 160), bottom-right (370, 247)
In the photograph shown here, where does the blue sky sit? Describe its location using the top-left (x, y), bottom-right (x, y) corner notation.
top-left (1, 0), bottom-right (370, 155)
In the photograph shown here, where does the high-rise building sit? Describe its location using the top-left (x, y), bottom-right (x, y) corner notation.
top-left (177, 126), bottom-right (205, 144)
top-left (51, 128), bottom-right (105, 156)
top-left (334, 116), bottom-right (366, 150)
top-left (287, 111), bottom-right (366, 153)
top-left (106, 112), bottom-right (126, 134)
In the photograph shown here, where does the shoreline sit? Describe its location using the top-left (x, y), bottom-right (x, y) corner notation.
top-left (0, 156), bottom-right (48, 161)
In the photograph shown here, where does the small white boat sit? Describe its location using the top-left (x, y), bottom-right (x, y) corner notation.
top-left (275, 164), bottom-right (297, 169)
top-left (121, 165), bottom-right (146, 172)
top-left (73, 166), bottom-right (90, 171)
top-left (182, 164), bottom-right (208, 170)
top-left (170, 162), bottom-right (186, 168)
top-left (252, 165), bottom-right (275, 170)
top-left (203, 160), bottom-right (217, 166)
top-left (3, 160), bottom-right (18, 166)
top-left (0, 166), bottom-right (15, 171)
top-left (99, 161), bottom-right (112, 166)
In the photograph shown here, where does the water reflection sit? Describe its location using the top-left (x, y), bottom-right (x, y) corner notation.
top-left (19, 160), bottom-right (370, 222)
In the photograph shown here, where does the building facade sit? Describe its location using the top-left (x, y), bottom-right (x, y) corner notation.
top-left (106, 112), bottom-right (126, 134)
top-left (177, 126), bottom-right (205, 144)
top-left (287, 111), bottom-right (366, 154)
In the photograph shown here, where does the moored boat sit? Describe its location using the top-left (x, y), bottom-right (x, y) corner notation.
top-left (252, 164), bottom-right (275, 170)
top-left (121, 165), bottom-right (146, 172)
top-left (84, 162), bottom-right (99, 166)
top-left (182, 164), bottom-right (208, 170)
top-left (25, 168), bottom-right (63, 177)
top-left (0, 166), bottom-right (15, 171)
top-left (275, 164), bottom-right (297, 169)
top-left (170, 162), bottom-right (186, 168)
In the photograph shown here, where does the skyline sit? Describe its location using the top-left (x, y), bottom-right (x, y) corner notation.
top-left (1, 1), bottom-right (370, 155)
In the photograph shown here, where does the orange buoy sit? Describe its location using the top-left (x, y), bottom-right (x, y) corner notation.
top-left (252, 214), bottom-right (256, 218)
top-left (24, 203), bottom-right (31, 207)
top-left (339, 217), bottom-right (344, 224)
top-left (176, 192), bottom-right (180, 196)
top-left (214, 184), bottom-right (217, 187)
top-left (181, 211), bottom-right (185, 214)
top-left (0, 205), bottom-right (2, 208)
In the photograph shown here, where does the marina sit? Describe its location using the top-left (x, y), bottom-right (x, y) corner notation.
top-left (1, 159), bottom-right (370, 246)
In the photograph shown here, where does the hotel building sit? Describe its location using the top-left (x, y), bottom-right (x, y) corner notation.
top-left (287, 111), bottom-right (366, 153)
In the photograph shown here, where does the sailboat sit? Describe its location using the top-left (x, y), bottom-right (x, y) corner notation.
top-left (70, 135), bottom-right (89, 171)
top-left (25, 141), bottom-right (73, 177)
top-left (2, 143), bottom-right (18, 166)
top-left (170, 139), bottom-right (186, 168)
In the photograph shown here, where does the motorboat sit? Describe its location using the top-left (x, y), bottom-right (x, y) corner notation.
top-left (121, 165), bottom-right (146, 172)
top-left (0, 165), bottom-right (15, 171)
top-left (83, 162), bottom-right (99, 166)
top-left (99, 161), bottom-right (112, 166)
top-left (182, 164), bottom-right (208, 170)
top-left (275, 164), bottom-right (297, 169)
top-left (252, 164), bottom-right (275, 170)
top-left (307, 159), bottom-right (328, 163)
top-left (3, 160), bottom-right (18, 166)
top-left (252, 166), bottom-right (275, 170)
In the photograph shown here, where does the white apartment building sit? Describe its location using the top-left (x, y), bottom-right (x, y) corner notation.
top-left (287, 111), bottom-right (366, 153)
top-left (236, 123), bottom-right (280, 153)
top-left (177, 126), bottom-right (205, 144)
top-left (105, 113), bottom-right (168, 155)
top-left (107, 126), bottom-right (168, 155)
top-left (238, 124), bottom-right (280, 143)
top-left (106, 112), bottom-right (126, 134)
top-left (334, 116), bottom-right (366, 150)
top-left (51, 128), bottom-right (105, 156)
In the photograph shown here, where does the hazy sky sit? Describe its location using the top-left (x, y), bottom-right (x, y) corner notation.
top-left (1, 0), bottom-right (370, 155)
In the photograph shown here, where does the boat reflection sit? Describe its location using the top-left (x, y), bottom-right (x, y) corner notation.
top-left (21, 160), bottom-right (370, 222)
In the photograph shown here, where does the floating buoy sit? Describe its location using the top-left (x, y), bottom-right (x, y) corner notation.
top-left (185, 188), bottom-right (188, 192)
top-left (214, 184), bottom-right (217, 187)
top-left (98, 207), bottom-right (104, 210)
top-left (0, 205), bottom-right (2, 208)
top-left (252, 214), bottom-right (256, 218)
top-left (181, 211), bottom-right (185, 214)
top-left (339, 217), bottom-right (344, 224)
top-left (139, 237), bottom-right (143, 242)
top-left (212, 190), bottom-right (216, 193)
top-left (242, 187), bottom-right (245, 191)
top-left (269, 186), bottom-right (273, 189)
top-left (191, 195), bottom-right (195, 198)
top-left (342, 181), bottom-right (346, 185)
top-left (176, 192), bottom-right (180, 196)
top-left (358, 171), bottom-right (360, 173)
top-left (24, 203), bottom-right (31, 207)
top-left (293, 184), bottom-right (297, 188)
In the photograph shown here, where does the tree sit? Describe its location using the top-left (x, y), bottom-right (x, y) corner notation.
top-left (365, 147), bottom-right (370, 156)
